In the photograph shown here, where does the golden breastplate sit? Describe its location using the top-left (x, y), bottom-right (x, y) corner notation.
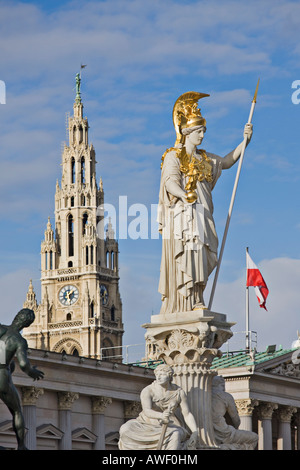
top-left (178, 148), bottom-right (213, 184)
top-left (161, 147), bottom-right (213, 203)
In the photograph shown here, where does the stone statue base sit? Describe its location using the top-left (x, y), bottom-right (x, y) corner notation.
top-left (142, 308), bottom-right (235, 449)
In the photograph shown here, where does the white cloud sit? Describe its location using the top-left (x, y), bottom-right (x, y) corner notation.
top-left (1, 0), bottom-right (300, 360)
top-left (210, 257), bottom-right (300, 351)
top-left (119, 255), bottom-right (300, 353)
top-left (0, 268), bottom-right (40, 325)
top-left (1, 0), bottom-right (297, 86)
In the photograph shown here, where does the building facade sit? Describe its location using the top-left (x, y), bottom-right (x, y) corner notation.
top-left (0, 345), bottom-right (299, 450)
top-left (0, 349), bottom-right (154, 450)
top-left (212, 346), bottom-right (300, 450)
top-left (23, 76), bottom-right (123, 360)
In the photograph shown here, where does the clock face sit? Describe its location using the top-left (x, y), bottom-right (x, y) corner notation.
top-left (100, 284), bottom-right (109, 305)
top-left (59, 285), bottom-right (79, 306)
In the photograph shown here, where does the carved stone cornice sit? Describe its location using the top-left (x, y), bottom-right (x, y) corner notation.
top-left (21, 386), bottom-right (44, 406)
top-left (91, 396), bottom-right (112, 414)
top-left (235, 399), bottom-right (259, 416)
top-left (124, 401), bottom-right (142, 419)
top-left (257, 402), bottom-right (278, 420)
top-left (57, 391), bottom-right (79, 410)
top-left (265, 362), bottom-right (300, 379)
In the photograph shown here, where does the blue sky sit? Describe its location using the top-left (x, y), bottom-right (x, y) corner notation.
top-left (0, 0), bottom-right (300, 354)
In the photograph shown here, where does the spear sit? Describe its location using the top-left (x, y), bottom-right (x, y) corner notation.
top-left (208, 79), bottom-right (260, 311)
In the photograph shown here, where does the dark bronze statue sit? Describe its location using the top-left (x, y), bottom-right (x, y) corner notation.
top-left (0, 308), bottom-right (44, 450)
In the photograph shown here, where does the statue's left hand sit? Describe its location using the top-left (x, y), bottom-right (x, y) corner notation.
top-left (244, 123), bottom-right (253, 142)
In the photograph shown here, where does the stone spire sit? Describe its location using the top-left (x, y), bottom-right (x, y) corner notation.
top-left (75, 72), bottom-right (82, 105)
top-left (23, 74), bottom-right (123, 359)
top-left (23, 280), bottom-right (38, 311)
top-left (106, 217), bottom-right (115, 240)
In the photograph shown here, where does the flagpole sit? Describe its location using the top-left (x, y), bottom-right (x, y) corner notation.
top-left (208, 79), bottom-right (260, 311)
top-left (246, 247), bottom-right (250, 352)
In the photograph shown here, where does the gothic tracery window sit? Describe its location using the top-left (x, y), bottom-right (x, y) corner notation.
top-left (71, 157), bottom-right (75, 184)
top-left (82, 212), bottom-right (88, 235)
top-left (68, 214), bottom-right (74, 257)
top-left (81, 156), bottom-right (85, 184)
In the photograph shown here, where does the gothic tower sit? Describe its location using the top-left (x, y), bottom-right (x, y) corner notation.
top-left (23, 74), bottom-right (123, 360)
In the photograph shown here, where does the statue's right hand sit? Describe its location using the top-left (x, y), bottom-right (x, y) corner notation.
top-left (185, 191), bottom-right (198, 204)
top-left (161, 409), bottom-right (171, 424)
top-left (29, 366), bottom-right (44, 381)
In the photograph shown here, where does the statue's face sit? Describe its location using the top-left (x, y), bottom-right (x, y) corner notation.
top-left (187, 126), bottom-right (205, 146)
top-left (155, 370), bottom-right (171, 386)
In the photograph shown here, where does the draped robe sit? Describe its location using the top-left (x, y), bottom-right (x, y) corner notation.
top-left (158, 149), bottom-right (222, 314)
top-left (118, 382), bottom-right (189, 450)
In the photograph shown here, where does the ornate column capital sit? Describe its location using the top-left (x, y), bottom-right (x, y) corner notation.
top-left (124, 401), bottom-right (142, 420)
top-left (293, 410), bottom-right (300, 425)
top-left (21, 386), bottom-right (44, 406)
top-left (278, 405), bottom-right (297, 423)
top-left (58, 391), bottom-right (79, 410)
top-left (235, 399), bottom-right (259, 416)
top-left (257, 402), bottom-right (278, 420)
top-left (91, 396), bottom-right (112, 414)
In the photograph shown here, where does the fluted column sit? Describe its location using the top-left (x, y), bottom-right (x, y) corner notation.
top-left (91, 396), bottom-right (112, 450)
top-left (235, 399), bottom-right (258, 432)
top-left (257, 402), bottom-right (278, 450)
top-left (171, 362), bottom-right (218, 447)
top-left (58, 392), bottom-right (79, 450)
top-left (277, 406), bottom-right (297, 450)
top-left (21, 386), bottom-right (44, 450)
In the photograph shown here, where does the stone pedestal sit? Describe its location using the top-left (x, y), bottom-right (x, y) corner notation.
top-left (143, 308), bottom-right (234, 449)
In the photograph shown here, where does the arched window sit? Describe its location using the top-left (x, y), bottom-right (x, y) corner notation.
top-left (66, 312), bottom-right (72, 321)
top-left (81, 156), bottom-right (85, 184)
top-left (90, 302), bottom-right (94, 318)
top-left (70, 196), bottom-right (74, 207)
top-left (49, 251), bottom-right (53, 270)
top-left (86, 245), bottom-right (89, 265)
top-left (111, 252), bottom-right (115, 270)
top-left (82, 213), bottom-right (88, 234)
top-left (79, 125), bottom-right (83, 144)
top-left (90, 245), bottom-right (94, 265)
top-left (72, 348), bottom-right (79, 357)
top-left (68, 214), bottom-right (74, 257)
top-left (111, 305), bottom-right (115, 322)
top-left (101, 338), bottom-right (114, 361)
top-left (71, 157), bottom-right (75, 184)
top-left (68, 261), bottom-right (73, 267)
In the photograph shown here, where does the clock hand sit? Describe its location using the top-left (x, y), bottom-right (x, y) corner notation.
top-left (65, 290), bottom-right (71, 304)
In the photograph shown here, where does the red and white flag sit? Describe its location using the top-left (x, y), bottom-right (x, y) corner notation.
top-left (246, 251), bottom-right (269, 310)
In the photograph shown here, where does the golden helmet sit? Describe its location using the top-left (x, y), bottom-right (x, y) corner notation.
top-left (172, 91), bottom-right (209, 145)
